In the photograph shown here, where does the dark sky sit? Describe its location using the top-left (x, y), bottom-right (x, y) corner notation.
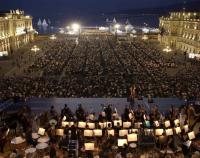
top-left (0, 0), bottom-right (196, 16)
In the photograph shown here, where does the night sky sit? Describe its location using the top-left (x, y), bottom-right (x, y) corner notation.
top-left (0, 0), bottom-right (197, 16)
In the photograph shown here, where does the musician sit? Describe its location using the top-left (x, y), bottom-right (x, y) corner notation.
top-left (25, 127), bottom-right (37, 146)
top-left (9, 149), bottom-right (17, 158)
top-left (0, 125), bottom-right (8, 153)
top-left (61, 104), bottom-right (72, 121)
top-left (187, 104), bottom-right (200, 128)
top-left (114, 122), bottom-right (121, 137)
top-left (98, 112), bottom-right (105, 122)
top-left (75, 104), bottom-right (86, 121)
top-left (50, 106), bottom-right (57, 119)
top-left (129, 83), bottom-right (137, 107)
top-left (69, 125), bottom-right (77, 140)
top-left (195, 127), bottom-right (200, 140)
top-left (49, 141), bottom-right (57, 158)
top-left (120, 144), bottom-right (129, 158)
top-left (123, 107), bottom-right (130, 121)
top-left (168, 135), bottom-right (177, 151)
top-left (104, 105), bottom-right (112, 121)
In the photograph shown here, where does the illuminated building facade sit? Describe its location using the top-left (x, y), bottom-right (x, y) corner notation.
top-left (159, 12), bottom-right (200, 54)
top-left (0, 10), bottom-right (35, 56)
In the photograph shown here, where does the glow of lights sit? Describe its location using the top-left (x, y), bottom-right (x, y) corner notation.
top-left (99, 27), bottom-right (109, 31)
top-left (125, 25), bottom-right (134, 33)
top-left (132, 29), bottom-right (137, 34)
top-left (142, 35), bottom-right (148, 40)
top-left (66, 26), bottom-right (70, 30)
top-left (25, 16), bottom-right (30, 19)
top-left (0, 51), bottom-right (8, 57)
top-left (50, 34), bottom-right (57, 40)
top-left (71, 23), bottom-right (80, 32)
top-left (150, 28), bottom-right (160, 33)
top-left (16, 10), bottom-right (20, 15)
top-left (59, 29), bottom-right (64, 34)
top-left (142, 28), bottom-right (150, 33)
top-left (189, 53), bottom-right (200, 59)
top-left (163, 46), bottom-right (172, 52)
top-left (116, 29), bottom-right (123, 34)
top-left (31, 45), bottom-right (40, 52)
top-left (129, 33), bottom-right (137, 38)
top-left (114, 24), bottom-right (120, 29)
top-left (16, 28), bottom-right (26, 36)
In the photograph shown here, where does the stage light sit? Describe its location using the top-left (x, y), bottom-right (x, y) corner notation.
top-left (114, 24), bottom-right (120, 29)
top-left (71, 23), bottom-right (80, 31)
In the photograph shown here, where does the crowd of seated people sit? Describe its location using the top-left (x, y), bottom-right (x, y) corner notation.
top-left (0, 34), bottom-right (200, 100)
top-left (1, 102), bottom-right (200, 158)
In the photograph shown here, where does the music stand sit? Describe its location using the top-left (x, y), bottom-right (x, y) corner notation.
top-left (127, 133), bottom-right (137, 142)
top-left (119, 129), bottom-right (128, 137)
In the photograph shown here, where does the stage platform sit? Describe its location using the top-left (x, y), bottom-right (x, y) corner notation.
top-left (26, 97), bottom-right (186, 115)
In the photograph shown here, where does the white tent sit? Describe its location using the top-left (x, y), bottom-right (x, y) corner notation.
top-left (42, 19), bottom-right (48, 27)
top-left (37, 18), bottom-right (42, 26)
top-left (113, 17), bottom-right (117, 24)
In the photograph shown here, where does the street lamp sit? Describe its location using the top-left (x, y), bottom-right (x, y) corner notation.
top-left (31, 45), bottom-right (40, 53)
top-left (114, 24), bottom-right (120, 30)
top-left (70, 23), bottom-right (81, 36)
top-left (114, 24), bottom-right (120, 40)
top-left (71, 23), bottom-right (80, 31)
top-left (163, 46), bottom-right (172, 52)
top-left (50, 34), bottom-right (57, 40)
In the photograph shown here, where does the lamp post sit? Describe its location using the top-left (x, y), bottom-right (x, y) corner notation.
top-left (50, 34), bottom-right (57, 40)
top-left (31, 45), bottom-right (40, 59)
top-left (114, 24), bottom-right (120, 40)
top-left (71, 23), bottom-right (81, 36)
top-left (125, 25), bottom-right (128, 34)
top-left (31, 45), bottom-right (40, 53)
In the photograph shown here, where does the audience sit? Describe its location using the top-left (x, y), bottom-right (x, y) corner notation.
top-left (0, 35), bottom-right (199, 100)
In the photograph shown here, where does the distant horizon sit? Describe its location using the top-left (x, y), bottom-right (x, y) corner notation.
top-left (1, 0), bottom-right (199, 17)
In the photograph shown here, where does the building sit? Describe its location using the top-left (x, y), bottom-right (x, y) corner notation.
top-left (159, 12), bottom-right (200, 54)
top-left (0, 10), bottom-right (35, 56)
